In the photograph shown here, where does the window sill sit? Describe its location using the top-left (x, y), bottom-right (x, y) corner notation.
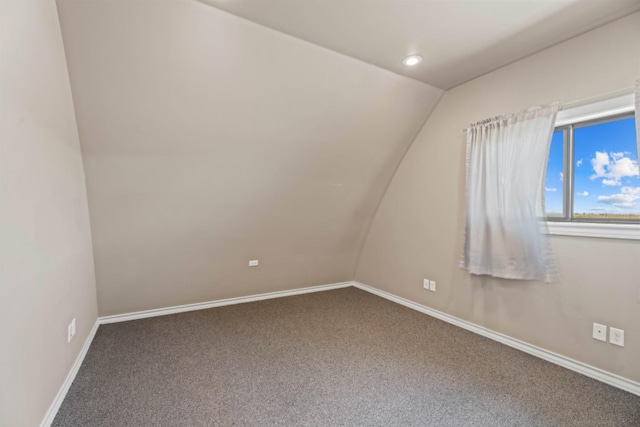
top-left (543, 221), bottom-right (640, 240)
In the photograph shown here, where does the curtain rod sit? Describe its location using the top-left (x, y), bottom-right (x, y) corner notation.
top-left (464, 83), bottom-right (637, 132)
top-left (559, 84), bottom-right (636, 111)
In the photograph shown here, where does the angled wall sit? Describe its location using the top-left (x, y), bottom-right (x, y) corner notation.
top-left (56, 0), bottom-right (443, 316)
top-left (356, 12), bottom-right (640, 382)
top-left (0, 1), bottom-right (98, 426)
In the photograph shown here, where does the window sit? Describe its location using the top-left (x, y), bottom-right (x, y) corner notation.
top-left (543, 94), bottom-right (640, 239)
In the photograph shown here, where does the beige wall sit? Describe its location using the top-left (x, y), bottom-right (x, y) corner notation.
top-left (356, 12), bottom-right (640, 382)
top-left (0, 1), bottom-right (99, 426)
top-left (56, 0), bottom-right (443, 316)
top-left (2, 2), bottom-right (637, 424)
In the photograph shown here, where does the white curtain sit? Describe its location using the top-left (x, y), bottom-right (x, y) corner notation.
top-left (636, 80), bottom-right (639, 161)
top-left (461, 104), bottom-right (558, 281)
top-left (636, 81), bottom-right (640, 302)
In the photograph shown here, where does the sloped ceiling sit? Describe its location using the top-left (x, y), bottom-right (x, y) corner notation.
top-left (201, 0), bottom-right (640, 89)
top-left (57, 0), bottom-right (639, 315)
top-left (57, 0), bottom-right (442, 315)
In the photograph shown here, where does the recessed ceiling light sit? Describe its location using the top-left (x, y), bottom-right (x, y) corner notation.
top-left (402, 54), bottom-right (423, 67)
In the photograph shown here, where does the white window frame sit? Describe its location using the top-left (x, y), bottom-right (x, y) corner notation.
top-left (544, 94), bottom-right (640, 240)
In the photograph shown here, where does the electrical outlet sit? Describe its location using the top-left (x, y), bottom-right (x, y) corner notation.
top-left (609, 327), bottom-right (624, 347)
top-left (423, 279), bottom-right (430, 290)
top-left (592, 323), bottom-right (607, 342)
top-left (429, 280), bottom-right (436, 292)
top-left (67, 318), bottom-right (76, 343)
top-left (248, 260), bottom-right (259, 267)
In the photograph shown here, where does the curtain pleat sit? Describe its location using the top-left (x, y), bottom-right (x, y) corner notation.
top-left (635, 80), bottom-right (639, 301)
top-left (635, 80), bottom-right (639, 168)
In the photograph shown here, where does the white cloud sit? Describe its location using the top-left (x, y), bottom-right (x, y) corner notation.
top-left (576, 159), bottom-right (582, 167)
top-left (591, 152), bottom-right (609, 176)
top-left (590, 151), bottom-right (639, 186)
top-left (621, 186), bottom-right (640, 196)
top-left (559, 172), bottom-right (563, 182)
top-left (597, 186), bottom-right (640, 209)
top-left (609, 157), bottom-right (638, 179)
top-left (545, 187), bottom-right (557, 192)
top-left (577, 191), bottom-right (589, 197)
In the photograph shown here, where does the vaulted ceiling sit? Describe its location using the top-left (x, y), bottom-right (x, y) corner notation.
top-left (55, 0), bottom-right (640, 315)
top-left (56, 0), bottom-right (443, 314)
top-left (201, 0), bottom-right (640, 89)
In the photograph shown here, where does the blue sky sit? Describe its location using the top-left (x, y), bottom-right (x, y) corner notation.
top-left (545, 116), bottom-right (639, 216)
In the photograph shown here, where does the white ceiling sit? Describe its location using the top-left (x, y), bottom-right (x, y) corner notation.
top-left (200, 0), bottom-right (640, 89)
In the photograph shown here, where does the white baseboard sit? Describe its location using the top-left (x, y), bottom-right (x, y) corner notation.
top-left (40, 320), bottom-right (100, 427)
top-left (352, 281), bottom-right (640, 397)
top-left (99, 281), bottom-right (353, 324)
top-left (39, 279), bottom-right (639, 427)
top-left (39, 281), bottom-right (352, 426)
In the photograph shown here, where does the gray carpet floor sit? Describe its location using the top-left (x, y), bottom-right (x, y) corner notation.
top-left (53, 287), bottom-right (640, 426)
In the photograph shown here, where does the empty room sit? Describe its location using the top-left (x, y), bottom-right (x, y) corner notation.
top-left (2, 0), bottom-right (640, 426)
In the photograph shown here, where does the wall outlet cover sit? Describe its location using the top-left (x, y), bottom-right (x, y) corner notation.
top-left (609, 327), bottom-right (624, 347)
top-left (67, 318), bottom-right (76, 343)
top-left (592, 323), bottom-right (607, 342)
